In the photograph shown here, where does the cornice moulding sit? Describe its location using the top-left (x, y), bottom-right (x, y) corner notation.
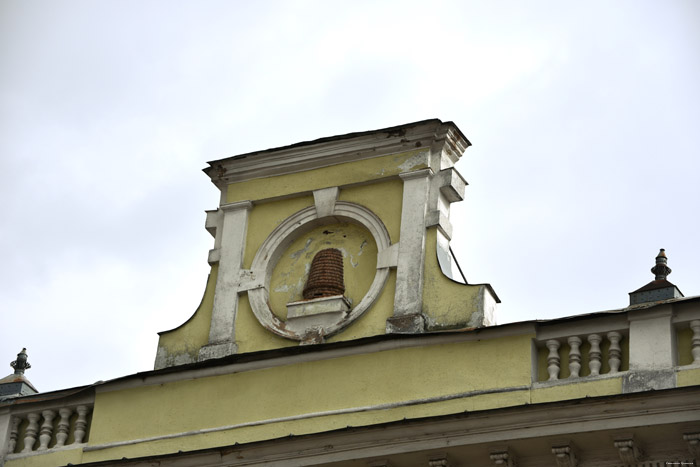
top-left (204, 120), bottom-right (470, 187)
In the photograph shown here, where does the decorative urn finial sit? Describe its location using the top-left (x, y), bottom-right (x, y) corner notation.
top-left (10, 348), bottom-right (31, 375)
top-left (651, 248), bottom-right (672, 281)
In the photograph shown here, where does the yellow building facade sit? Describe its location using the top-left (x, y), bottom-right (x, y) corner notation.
top-left (2, 120), bottom-right (700, 467)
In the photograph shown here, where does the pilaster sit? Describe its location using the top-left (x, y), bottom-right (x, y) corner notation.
top-left (199, 200), bottom-right (253, 360)
top-left (387, 169), bottom-right (432, 333)
top-left (623, 305), bottom-right (676, 392)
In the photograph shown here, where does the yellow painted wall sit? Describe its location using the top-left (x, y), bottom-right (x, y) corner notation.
top-left (337, 179), bottom-right (403, 244)
top-left (226, 149), bottom-right (429, 204)
top-left (84, 334), bottom-right (534, 462)
top-left (422, 227), bottom-right (484, 330)
top-left (677, 326), bottom-right (694, 366)
top-left (243, 195), bottom-right (315, 269)
top-left (677, 367), bottom-right (700, 386)
top-left (155, 265), bottom-right (218, 366)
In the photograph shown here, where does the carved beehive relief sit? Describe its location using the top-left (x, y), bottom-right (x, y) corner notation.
top-left (303, 248), bottom-right (345, 299)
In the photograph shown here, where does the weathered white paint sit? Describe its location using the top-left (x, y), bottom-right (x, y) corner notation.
top-left (205, 208), bottom-right (223, 265)
top-left (628, 307), bottom-right (675, 371)
top-left (199, 201), bottom-right (253, 361)
top-left (312, 186), bottom-right (339, 218)
top-left (204, 121), bottom-right (470, 190)
top-left (0, 409), bottom-right (11, 459)
top-left (286, 295), bottom-right (350, 319)
top-left (388, 169), bottom-right (433, 332)
top-left (376, 243), bottom-right (399, 269)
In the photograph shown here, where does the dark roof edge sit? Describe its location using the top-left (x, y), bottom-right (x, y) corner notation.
top-left (204, 118), bottom-right (468, 167)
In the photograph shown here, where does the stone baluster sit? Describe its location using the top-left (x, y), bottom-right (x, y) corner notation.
top-left (546, 340), bottom-right (561, 381)
top-left (7, 416), bottom-right (21, 454)
top-left (22, 413), bottom-right (40, 453)
top-left (568, 336), bottom-right (582, 378)
top-left (607, 331), bottom-right (622, 373)
top-left (38, 409), bottom-right (55, 450)
top-left (587, 334), bottom-right (602, 376)
top-left (690, 320), bottom-right (700, 365)
top-left (74, 405), bottom-right (89, 443)
top-left (55, 407), bottom-right (72, 447)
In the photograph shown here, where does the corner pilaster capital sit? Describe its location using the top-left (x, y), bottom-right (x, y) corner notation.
top-left (220, 200), bottom-right (253, 212)
top-left (399, 168), bottom-right (433, 181)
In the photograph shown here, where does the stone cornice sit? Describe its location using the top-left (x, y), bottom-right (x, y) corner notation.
top-left (203, 120), bottom-right (470, 188)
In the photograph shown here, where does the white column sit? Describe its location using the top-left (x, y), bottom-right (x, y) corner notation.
top-left (387, 169), bottom-right (432, 334)
top-left (200, 200), bottom-right (253, 360)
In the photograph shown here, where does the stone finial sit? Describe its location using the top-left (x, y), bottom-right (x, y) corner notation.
top-left (629, 248), bottom-right (683, 305)
top-left (10, 348), bottom-right (31, 375)
top-left (651, 248), bottom-right (671, 280)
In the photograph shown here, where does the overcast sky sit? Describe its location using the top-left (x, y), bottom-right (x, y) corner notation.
top-left (1, 1), bottom-right (699, 393)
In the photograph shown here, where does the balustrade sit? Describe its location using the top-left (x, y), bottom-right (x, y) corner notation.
top-left (541, 331), bottom-right (626, 382)
top-left (6, 404), bottom-right (92, 456)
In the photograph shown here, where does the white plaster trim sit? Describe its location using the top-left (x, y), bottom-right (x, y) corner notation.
top-left (672, 304), bottom-right (700, 323)
top-left (392, 169), bottom-right (433, 321)
top-left (207, 248), bottom-right (221, 264)
top-left (628, 313), bottom-right (675, 370)
top-left (201, 200), bottom-right (253, 358)
top-left (205, 209), bottom-right (222, 240)
top-left (236, 269), bottom-right (265, 292)
top-left (313, 187), bottom-right (339, 218)
top-left (532, 371), bottom-right (626, 389)
top-left (4, 443), bottom-right (87, 461)
top-left (220, 200), bottom-right (254, 212)
top-left (425, 211), bottom-right (453, 240)
top-left (83, 385), bottom-right (530, 453)
top-left (247, 202), bottom-right (391, 341)
top-left (205, 121), bottom-right (468, 187)
top-left (377, 243), bottom-right (399, 269)
top-left (436, 168), bottom-right (466, 203)
top-left (536, 314), bottom-right (630, 341)
top-left (398, 168), bottom-right (433, 181)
